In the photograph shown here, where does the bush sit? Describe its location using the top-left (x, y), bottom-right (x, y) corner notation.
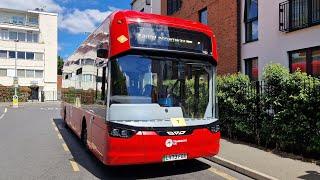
top-left (0, 86), bottom-right (31, 102)
top-left (218, 64), bottom-right (320, 158)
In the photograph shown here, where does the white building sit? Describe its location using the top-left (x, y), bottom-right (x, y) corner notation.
top-left (131, 0), bottom-right (161, 14)
top-left (0, 8), bottom-right (58, 101)
top-left (240, 0), bottom-right (320, 80)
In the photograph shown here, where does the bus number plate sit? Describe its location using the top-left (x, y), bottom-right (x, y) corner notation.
top-left (163, 153), bottom-right (187, 162)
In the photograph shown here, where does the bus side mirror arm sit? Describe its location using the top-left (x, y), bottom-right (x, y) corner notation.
top-left (97, 49), bottom-right (109, 59)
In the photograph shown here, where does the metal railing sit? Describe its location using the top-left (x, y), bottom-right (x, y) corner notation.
top-left (280, 0), bottom-right (320, 32)
top-left (0, 17), bottom-right (39, 28)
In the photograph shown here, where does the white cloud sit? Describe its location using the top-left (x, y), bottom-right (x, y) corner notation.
top-left (0, 0), bottom-right (63, 12)
top-left (0, 0), bottom-right (116, 34)
top-left (59, 8), bottom-right (113, 34)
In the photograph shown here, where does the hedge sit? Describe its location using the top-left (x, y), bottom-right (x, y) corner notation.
top-left (0, 86), bottom-right (31, 102)
top-left (217, 64), bottom-right (320, 158)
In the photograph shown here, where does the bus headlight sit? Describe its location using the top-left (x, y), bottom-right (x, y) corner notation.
top-left (209, 124), bottom-right (220, 133)
top-left (108, 127), bottom-right (136, 138)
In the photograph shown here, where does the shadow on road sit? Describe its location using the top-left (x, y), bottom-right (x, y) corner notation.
top-left (53, 118), bottom-right (211, 179)
top-left (298, 171), bottom-right (320, 180)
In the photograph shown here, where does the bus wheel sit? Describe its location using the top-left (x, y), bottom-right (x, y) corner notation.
top-left (81, 119), bottom-right (88, 149)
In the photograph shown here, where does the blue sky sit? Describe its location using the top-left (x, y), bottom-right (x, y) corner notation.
top-left (0, 0), bottom-right (131, 60)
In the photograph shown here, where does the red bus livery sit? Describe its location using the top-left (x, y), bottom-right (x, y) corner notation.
top-left (61, 10), bottom-right (220, 166)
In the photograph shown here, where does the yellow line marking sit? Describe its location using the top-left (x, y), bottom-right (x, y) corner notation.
top-left (4, 108), bottom-right (7, 113)
top-left (69, 159), bottom-right (80, 172)
top-left (62, 143), bottom-right (69, 152)
top-left (208, 167), bottom-right (237, 180)
top-left (58, 133), bottom-right (62, 139)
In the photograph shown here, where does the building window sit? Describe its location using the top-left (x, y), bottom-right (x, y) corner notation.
top-left (26, 52), bottom-right (35, 60)
top-left (146, 0), bottom-right (151, 5)
top-left (245, 57), bottom-right (259, 81)
top-left (0, 50), bottom-right (7, 58)
top-left (0, 29), bottom-right (9, 40)
top-left (18, 32), bottom-right (26, 41)
top-left (289, 46), bottom-right (320, 77)
top-left (82, 74), bottom-right (93, 82)
top-left (17, 52), bottom-right (25, 59)
top-left (28, 17), bottom-right (38, 25)
top-left (9, 51), bottom-right (16, 59)
top-left (244, 0), bottom-right (258, 42)
top-left (33, 33), bottom-right (39, 42)
top-left (0, 69), bottom-right (7, 77)
top-left (11, 16), bottom-right (25, 25)
top-left (17, 69), bottom-right (25, 77)
top-left (280, 0), bottom-right (320, 32)
top-left (34, 53), bottom-right (44, 60)
top-left (26, 70), bottom-right (34, 78)
top-left (9, 31), bottom-right (17, 40)
top-left (7, 69), bottom-right (15, 77)
top-left (167, 0), bottom-right (182, 15)
top-left (35, 70), bottom-right (43, 78)
top-left (312, 49), bottom-right (320, 77)
top-left (199, 8), bottom-right (208, 25)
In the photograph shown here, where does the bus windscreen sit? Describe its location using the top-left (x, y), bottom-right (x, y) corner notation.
top-left (129, 23), bottom-right (212, 55)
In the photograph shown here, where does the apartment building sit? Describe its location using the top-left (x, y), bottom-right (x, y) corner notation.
top-left (160, 0), bottom-right (319, 79)
top-left (241, 0), bottom-right (320, 80)
top-left (0, 8), bottom-right (58, 101)
top-left (62, 30), bottom-right (105, 92)
top-left (161, 0), bottom-right (240, 75)
top-left (131, 0), bottom-right (162, 14)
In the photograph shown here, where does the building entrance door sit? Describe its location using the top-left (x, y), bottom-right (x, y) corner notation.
top-left (30, 87), bottom-right (39, 100)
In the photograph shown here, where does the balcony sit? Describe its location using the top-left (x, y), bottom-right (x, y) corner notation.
top-left (279, 0), bottom-right (320, 32)
top-left (0, 15), bottom-right (39, 28)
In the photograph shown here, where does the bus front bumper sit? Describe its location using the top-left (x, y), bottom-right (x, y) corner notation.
top-left (103, 129), bottom-right (220, 166)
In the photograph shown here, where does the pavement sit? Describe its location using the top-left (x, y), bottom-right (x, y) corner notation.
top-left (0, 102), bottom-right (252, 180)
top-left (209, 139), bottom-right (320, 180)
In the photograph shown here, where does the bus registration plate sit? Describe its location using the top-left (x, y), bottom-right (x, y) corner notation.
top-left (163, 154), bottom-right (187, 162)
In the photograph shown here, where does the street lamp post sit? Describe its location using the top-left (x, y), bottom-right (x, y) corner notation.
top-left (14, 40), bottom-right (19, 96)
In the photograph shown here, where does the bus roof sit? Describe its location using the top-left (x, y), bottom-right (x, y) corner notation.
top-left (113, 10), bottom-right (215, 37)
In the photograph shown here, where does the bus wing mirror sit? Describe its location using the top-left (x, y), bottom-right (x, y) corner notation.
top-left (97, 49), bottom-right (108, 59)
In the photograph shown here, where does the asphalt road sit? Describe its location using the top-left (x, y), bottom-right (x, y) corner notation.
top-left (0, 102), bottom-right (252, 180)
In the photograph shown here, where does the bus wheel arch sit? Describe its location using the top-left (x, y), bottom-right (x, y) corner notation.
top-left (81, 117), bottom-right (88, 148)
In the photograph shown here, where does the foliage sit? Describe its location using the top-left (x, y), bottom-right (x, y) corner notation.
top-left (0, 86), bottom-right (31, 102)
top-left (57, 56), bottom-right (64, 75)
top-left (218, 64), bottom-right (320, 158)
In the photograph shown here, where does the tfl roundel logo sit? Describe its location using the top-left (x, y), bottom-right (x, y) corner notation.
top-left (165, 139), bottom-right (173, 148)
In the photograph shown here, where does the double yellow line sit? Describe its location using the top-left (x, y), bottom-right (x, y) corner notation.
top-left (52, 120), bottom-right (79, 172)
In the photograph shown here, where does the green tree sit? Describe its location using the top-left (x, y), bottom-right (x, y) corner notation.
top-left (57, 56), bottom-right (64, 75)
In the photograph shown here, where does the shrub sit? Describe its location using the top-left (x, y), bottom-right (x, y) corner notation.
top-left (217, 63), bottom-right (320, 158)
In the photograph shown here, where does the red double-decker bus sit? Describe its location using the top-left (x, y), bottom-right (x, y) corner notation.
top-left (61, 10), bottom-right (220, 166)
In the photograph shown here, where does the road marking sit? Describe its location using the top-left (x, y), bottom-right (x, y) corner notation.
top-left (69, 159), bottom-right (80, 172)
top-left (208, 167), bottom-right (237, 180)
top-left (54, 127), bottom-right (59, 132)
top-left (0, 114), bottom-right (4, 120)
top-left (62, 143), bottom-right (70, 152)
top-left (4, 108), bottom-right (7, 113)
top-left (58, 133), bottom-right (62, 139)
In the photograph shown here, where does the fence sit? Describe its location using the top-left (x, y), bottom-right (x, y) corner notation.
top-left (217, 76), bottom-right (320, 158)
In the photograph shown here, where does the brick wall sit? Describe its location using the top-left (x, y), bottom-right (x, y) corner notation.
top-left (161, 0), bottom-right (239, 75)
